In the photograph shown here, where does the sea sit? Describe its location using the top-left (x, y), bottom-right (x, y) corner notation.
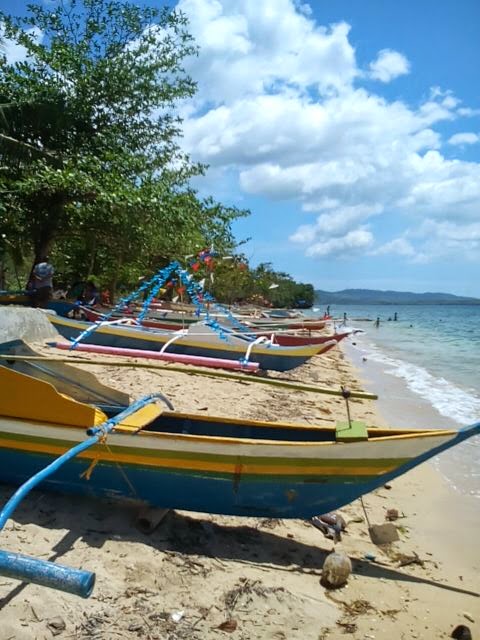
top-left (310, 304), bottom-right (480, 499)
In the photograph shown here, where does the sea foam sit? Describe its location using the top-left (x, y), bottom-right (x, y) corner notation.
top-left (363, 341), bottom-right (480, 426)
top-left (355, 337), bottom-right (480, 498)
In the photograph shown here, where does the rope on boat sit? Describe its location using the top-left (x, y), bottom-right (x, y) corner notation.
top-left (159, 332), bottom-right (185, 354)
top-left (241, 336), bottom-right (272, 365)
top-left (80, 457), bottom-right (100, 481)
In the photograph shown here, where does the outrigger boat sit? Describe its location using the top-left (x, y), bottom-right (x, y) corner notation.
top-left (47, 313), bottom-right (330, 372)
top-left (256, 328), bottom-right (359, 347)
top-left (79, 306), bottom-right (349, 348)
top-left (50, 302), bottom-right (328, 332)
top-left (0, 340), bottom-right (479, 598)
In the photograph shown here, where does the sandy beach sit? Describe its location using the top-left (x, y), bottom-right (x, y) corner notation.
top-left (0, 331), bottom-right (479, 640)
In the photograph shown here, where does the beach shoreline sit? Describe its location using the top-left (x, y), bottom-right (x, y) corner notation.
top-left (0, 323), bottom-right (478, 639)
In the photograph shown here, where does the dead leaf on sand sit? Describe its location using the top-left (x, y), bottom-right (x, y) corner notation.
top-left (217, 619), bottom-right (238, 632)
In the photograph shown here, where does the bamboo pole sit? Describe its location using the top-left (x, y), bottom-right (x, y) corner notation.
top-left (0, 353), bottom-right (378, 400)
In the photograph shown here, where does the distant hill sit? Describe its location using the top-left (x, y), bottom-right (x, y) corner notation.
top-left (314, 288), bottom-right (480, 305)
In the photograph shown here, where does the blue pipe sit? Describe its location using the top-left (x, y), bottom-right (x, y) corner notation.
top-left (0, 393), bottom-right (171, 596)
top-left (0, 550), bottom-right (95, 598)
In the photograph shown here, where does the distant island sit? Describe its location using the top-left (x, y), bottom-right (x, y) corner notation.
top-left (314, 288), bottom-right (480, 305)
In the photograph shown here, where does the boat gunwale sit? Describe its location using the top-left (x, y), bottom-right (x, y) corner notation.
top-left (0, 415), bottom-right (457, 448)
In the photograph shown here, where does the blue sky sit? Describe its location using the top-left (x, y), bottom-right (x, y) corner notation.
top-left (2, 0), bottom-right (479, 296)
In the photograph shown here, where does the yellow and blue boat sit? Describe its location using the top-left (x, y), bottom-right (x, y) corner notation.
top-left (1, 340), bottom-right (479, 520)
top-left (48, 314), bottom-right (327, 371)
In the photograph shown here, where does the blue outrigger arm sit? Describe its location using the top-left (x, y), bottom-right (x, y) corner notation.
top-left (0, 393), bottom-right (171, 598)
top-left (0, 550), bottom-right (95, 598)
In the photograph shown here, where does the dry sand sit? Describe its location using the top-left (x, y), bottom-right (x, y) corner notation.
top-left (0, 340), bottom-right (478, 639)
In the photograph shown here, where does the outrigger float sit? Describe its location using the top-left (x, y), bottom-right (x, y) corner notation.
top-left (0, 340), bottom-right (479, 598)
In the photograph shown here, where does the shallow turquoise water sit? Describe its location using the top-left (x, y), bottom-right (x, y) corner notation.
top-left (310, 304), bottom-right (480, 497)
top-left (311, 305), bottom-right (480, 416)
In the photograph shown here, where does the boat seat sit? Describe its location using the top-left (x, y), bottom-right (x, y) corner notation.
top-left (335, 420), bottom-right (369, 442)
top-left (113, 404), bottom-right (164, 434)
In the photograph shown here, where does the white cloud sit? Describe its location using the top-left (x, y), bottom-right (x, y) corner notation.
top-left (457, 107), bottom-right (480, 118)
top-left (410, 220), bottom-right (480, 262)
top-left (290, 204), bottom-right (382, 253)
top-left (448, 132), bottom-right (479, 146)
top-left (368, 219), bottom-right (480, 264)
top-left (178, 0), bottom-right (356, 105)
top-left (371, 237), bottom-right (416, 257)
top-left (304, 228), bottom-right (374, 257)
top-left (0, 25), bottom-right (43, 64)
top-left (176, 0), bottom-right (480, 262)
top-left (368, 49), bottom-right (410, 83)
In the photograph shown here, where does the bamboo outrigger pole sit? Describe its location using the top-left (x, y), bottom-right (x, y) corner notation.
top-left (0, 353), bottom-right (378, 400)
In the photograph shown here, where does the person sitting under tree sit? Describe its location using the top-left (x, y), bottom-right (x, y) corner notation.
top-left (76, 280), bottom-right (99, 306)
top-left (27, 257), bottom-right (54, 308)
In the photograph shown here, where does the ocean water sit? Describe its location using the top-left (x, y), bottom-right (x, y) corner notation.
top-left (313, 304), bottom-right (480, 497)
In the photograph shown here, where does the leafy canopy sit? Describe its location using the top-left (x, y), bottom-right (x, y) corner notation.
top-left (0, 0), bottom-right (246, 287)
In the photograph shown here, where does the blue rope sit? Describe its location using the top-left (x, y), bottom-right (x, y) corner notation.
top-left (137, 261), bottom-right (181, 322)
top-left (174, 268), bottom-right (260, 344)
top-left (69, 255), bottom-right (255, 348)
top-left (69, 262), bottom-right (180, 350)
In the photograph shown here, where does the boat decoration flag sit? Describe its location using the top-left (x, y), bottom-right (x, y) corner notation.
top-left (69, 261), bottom-right (181, 349)
top-left (69, 250), bottom-right (254, 349)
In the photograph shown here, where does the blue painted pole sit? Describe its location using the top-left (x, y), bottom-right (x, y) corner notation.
top-left (0, 550), bottom-right (95, 598)
top-left (0, 393), bottom-right (170, 596)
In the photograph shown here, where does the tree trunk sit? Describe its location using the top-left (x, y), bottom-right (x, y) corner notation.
top-left (109, 252), bottom-right (123, 304)
top-left (85, 235), bottom-right (97, 280)
top-left (28, 202), bottom-right (64, 286)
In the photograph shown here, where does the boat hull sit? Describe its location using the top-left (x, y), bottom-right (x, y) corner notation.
top-left (0, 415), bottom-right (460, 519)
top-left (0, 447), bottom-right (395, 518)
top-left (0, 356), bottom-right (478, 520)
top-left (48, 315), bottom-right (322, 372)
top-left (258, 331), bottom-right (351, 347)
top-left (248, 319), bottom-right (327, 331)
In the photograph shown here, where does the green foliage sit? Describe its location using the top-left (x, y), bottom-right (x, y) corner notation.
top-left (249, 263), bottom-right (314, 308)
top-left (0, 1), bottom-right (313, 305)
top-left (0, 0), bottom-right (246, 291)
top-left (210, 257), bottom-right (313, 309)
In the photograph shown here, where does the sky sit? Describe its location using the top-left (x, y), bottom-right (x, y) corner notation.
top-left (1, 0), bottom-right (480, 296)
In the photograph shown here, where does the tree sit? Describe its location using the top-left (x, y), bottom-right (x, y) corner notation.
top-left (0, 0), bottom-right (246, 291)
top-left (210, 254), bottom-right (253, 304)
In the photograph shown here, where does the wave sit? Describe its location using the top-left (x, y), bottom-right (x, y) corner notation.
top-left (363, 342), bottom-right (480, 426)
